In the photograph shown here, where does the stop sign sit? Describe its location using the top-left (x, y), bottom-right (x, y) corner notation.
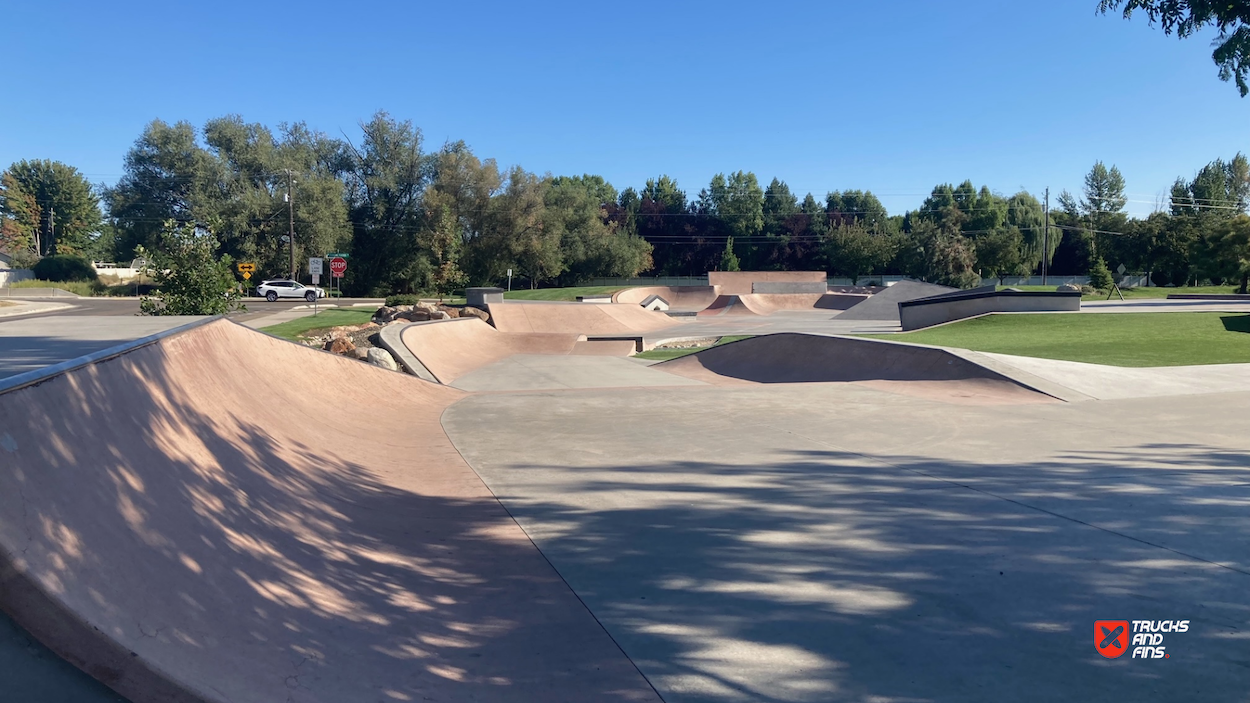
top-left (329, 257), bottom-right (347, 278)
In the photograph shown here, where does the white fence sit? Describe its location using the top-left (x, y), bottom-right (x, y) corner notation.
top-left (0, 269), bottom-right (34, 287)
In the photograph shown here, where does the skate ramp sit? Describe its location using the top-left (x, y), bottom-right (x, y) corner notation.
top-left (696, 295), bottom-right (758, 317)
top-left (736, 293), bottom-right (868, 315)
top-left (707, 271), bottom-right (826, 296)
top-left (612, 285), bottom-right (719, 311)
top-left (400, 318), bottom-right (636, 384)
top-left (836, 280), bottom-right (958, 322)
top-left (0, 318), bottom-right (659, 703)
top-left (486, 301), bottom-right (679, 334)
top-left (655, 333), bottom-right (1056, 404)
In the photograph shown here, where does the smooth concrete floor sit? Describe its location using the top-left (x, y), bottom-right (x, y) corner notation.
top-left (443, 383), bottom-right (1250, 702)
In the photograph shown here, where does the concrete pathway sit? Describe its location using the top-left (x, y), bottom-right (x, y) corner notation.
top-left (0, 316), bottom-right (203, 380)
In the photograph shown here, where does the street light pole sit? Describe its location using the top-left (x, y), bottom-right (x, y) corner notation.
top-left (286, 170), bottom-right (296, 280)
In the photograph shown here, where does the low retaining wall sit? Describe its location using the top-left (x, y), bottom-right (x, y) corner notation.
top-left (751, 281), bottom-right (828, 294)
top-left (899, 290), bottom-right (1081, 331)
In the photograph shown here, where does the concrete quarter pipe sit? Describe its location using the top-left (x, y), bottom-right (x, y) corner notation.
top-left (0, 319), bottom-right (658, 703)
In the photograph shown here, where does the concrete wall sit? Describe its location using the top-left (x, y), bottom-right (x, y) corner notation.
top-left (751, 281), bottom-right (828, 294)
top-left (466, 287), bottom-right (505, 308)
top-left (899, 291), bottom-right (1081, 331)
top-left (707, 271), bottom-right (826, 296)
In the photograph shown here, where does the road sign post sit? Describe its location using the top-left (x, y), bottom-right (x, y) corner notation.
top-left (507, 268), bottom-right (512, 292)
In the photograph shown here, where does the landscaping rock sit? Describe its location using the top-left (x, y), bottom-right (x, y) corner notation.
top-left (324, 336), bottom-right (356, 356)
top-left (355, 348), bottom-right (370, 361)
top-left (436, 305), bottom-right (460, 318)
top-left (395, 310), bottom-right (432, 322)
top-left (430, 310), bottom-right (451, 320)
top-left (367, 348), bottom-right (399, 371)
top-left (1056, 283), bottom-right (1081, 293)
top-left (459, 306), bottom-right (490, 323)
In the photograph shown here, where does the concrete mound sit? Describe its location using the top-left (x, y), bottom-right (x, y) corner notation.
top-left (0, 319), bottom-right (658, 703)
top-left (836, 280), bottom-right (958, 322)
top-left (486, 301), bottom-right (678, 334)
top-left (655, 333), bottom-right (1054, 404)
top-left (401, 318), bottom-right (635, 384)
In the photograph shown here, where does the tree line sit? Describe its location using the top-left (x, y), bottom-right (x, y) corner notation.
top-left (3, 111), bottom-right (1250, 293)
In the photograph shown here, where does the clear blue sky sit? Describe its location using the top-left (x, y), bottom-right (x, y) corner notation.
top-left (2, 0), bottom-right (1245, 217)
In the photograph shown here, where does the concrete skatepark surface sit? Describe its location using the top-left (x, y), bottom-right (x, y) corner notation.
top-left (0, 319), bottom-right (658, 703)
top-left (5, 287), bottom-right (1250, 701)
top-left (835, 280), bottom-right (958, 322)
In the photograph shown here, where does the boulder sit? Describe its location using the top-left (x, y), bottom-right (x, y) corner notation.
top-left (459, 306), bottom-right (490, 322)
top-left (1056, 283), bottom-right (1081, 293)
top-left (324, 336), bottom-right (355, 356)
top-left (355, 348), bottom-right (370, 361)
top-left (430, 310), bottom-right (451, 320)
top-left (395, 310), bottom-right (432, 322)
top-left (436, 305), bottom-right (460, 318)
top-left (366, 348), bottom-right (399, 371)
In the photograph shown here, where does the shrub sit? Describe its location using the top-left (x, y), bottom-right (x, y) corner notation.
top-left (385, 294), bottom-right (424, 306)
top-left (1088, 258), bottom-right (1114, 290)
top-left (32, 255), bottom-right (98, 282)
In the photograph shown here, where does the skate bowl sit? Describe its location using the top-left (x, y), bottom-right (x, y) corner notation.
top-left (707, 271), bottom-right (827, 296)
top-left (655, 333), bottom-right (1057, 403)
top-left (485, 301), bottom-right (679, 334)
top-left (737, 293), bottom-right (868, 315)
top-left (400, 317), bottom-right (636, 384)
top-left (0, 318), bottom-right (658, 703)
top-left (612, 285), bottom-right (719, 311)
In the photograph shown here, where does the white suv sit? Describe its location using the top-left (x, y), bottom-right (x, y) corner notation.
top-left (256, 279), bottom-right (326, 302)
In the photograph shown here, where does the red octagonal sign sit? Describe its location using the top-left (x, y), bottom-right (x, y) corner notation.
top-left (329, 257), bottom-right (347, 277)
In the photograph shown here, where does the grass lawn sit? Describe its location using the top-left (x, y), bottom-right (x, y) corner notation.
top-left (260, 308), bottom-right (375, 341)
top-left (862, 312), bottom-right (1250, 367)
top-left (635, 336), bottom-right (753, 361)
top-left (504, 286), bottom-right (627, 301)
top-left (1008, 284), bottom-right (1241, 301)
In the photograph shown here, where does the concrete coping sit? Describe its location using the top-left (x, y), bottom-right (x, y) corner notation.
top-left (375, 319), bottom-right (467, 383)
top-left (0, 316), bottom-right (219, 397)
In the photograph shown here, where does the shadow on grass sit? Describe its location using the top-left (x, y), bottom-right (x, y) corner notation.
top-left (1219, 314), bottom-right (1250, 334)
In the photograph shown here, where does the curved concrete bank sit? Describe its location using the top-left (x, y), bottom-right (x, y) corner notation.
top-left (401, 317), bottom-right (635, 384)
top-left (486, 301), bottom-right (679, 335)
top-left (612, 285), bottom-right (719, 311)
top-left (0, 319), bottom-right (658, 703)
top-left (656, 333), bottom-right (1057, 404)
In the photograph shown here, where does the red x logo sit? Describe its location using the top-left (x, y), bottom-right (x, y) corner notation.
top-left (1095, 620), bottom-right (1129, 658)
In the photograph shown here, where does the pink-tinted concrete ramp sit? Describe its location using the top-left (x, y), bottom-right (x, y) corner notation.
top-left (611, 285), bottom-right (719, 311)
top-left (401, 317), bottom-right (635, 384)
top-left (0, 319), bottom-right (659, 703)
top-left (736, 293), bottom-right (868, 315)
top-left (656, 333), bottom-right (1056, 404)
top-left (486, 301), bottom-right (679, 335)
top-left (696, 295), bottom-right (758, 317)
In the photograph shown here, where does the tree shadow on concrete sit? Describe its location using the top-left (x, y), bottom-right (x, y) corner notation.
top-left (480, 443), bottom-right (1250, 703)
top-left (0, 322), bottom-right (656, 702)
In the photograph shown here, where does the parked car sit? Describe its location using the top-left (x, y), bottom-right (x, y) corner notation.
top-left (255, 279), bottom-right (326, 302)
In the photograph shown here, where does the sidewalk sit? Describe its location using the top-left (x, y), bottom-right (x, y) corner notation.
top-left (240, 301), bottom-right (380, 329)
top-left (0, 299), bottom-right (76, 318)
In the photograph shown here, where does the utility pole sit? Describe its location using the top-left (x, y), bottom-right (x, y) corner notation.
top-left (47, 205), bottom-right (55, 257)
top-left (1042, 188), bottom-right (1049, 286)
top-left (286, 170), bottom-right (296, 280)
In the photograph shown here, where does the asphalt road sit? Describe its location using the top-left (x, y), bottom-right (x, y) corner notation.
top-left (0, 296), bottom-right (382, 322)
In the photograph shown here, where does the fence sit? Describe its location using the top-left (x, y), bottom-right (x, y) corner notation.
top-left (589, 273), bottom-right (1153, 289)
top-left (0, 269), bottom-right (34, 287)
top-left (585, 275), bottom-right (710, 287)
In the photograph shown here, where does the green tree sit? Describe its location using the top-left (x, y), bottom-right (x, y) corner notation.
top-left (824, 223), bottom-right (895, 284)
top-left (341, 112), bottom-right (434, 294)
top-left (721, 236), bottom-right (741, 271)
top-left (546, 175), bottom-right (651, 284)
top-left (1088, 257), bottom-right (1115, 290)
top-left (975, 227), bottom-right (1027, 284)
top-left (1196, 215), bottom-right (1250, 290)
top-left (0, 160), bottom-right (102, 257)
top-left (137, 221), bottom-right (244, 315)
top-left (1098, 1), bottom-right (1250, 95)
top-left (1170, 154), bottom-right (1250, 215)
